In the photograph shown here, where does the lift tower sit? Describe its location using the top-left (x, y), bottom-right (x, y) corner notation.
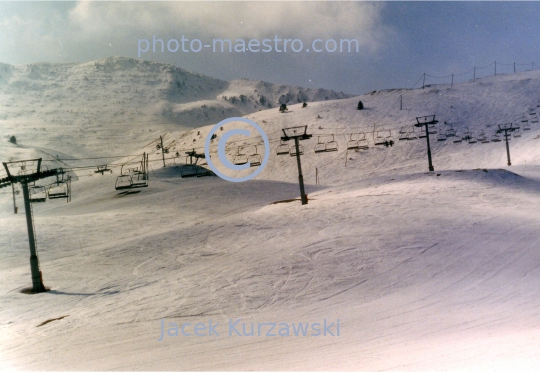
top-left (281, 126), bottom-right (312, 205)
top-left (3, 159), bottom-right (63, 293)
top-left (415, 115), bottom-right (439, 172)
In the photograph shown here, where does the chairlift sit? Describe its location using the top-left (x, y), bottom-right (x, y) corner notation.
top-left (30, 185), bottom-right (47, 203)
top-left (131, 172), bottom-right (148, 188)
top-left (277, 141), bottom-right (290, 155)
top-left (407, 129), bottom-right (418, 140)
top-left (374, 131), bottom-right (386, 145)
top-left (445, 128), bottom-right (456, 137)
top-left (513, 129), bottom-right (522, 138)
top-left (384, 131), bottom-right (395, 144)
top-left (523, 121), bottom-right (531, 130)
top-left (48, 181), bottom-right (69, 199)
top-left (325, 135), bottom-right (338, 152)
top-left (477, 131), bottom-right (489, 143)
top-left (468, 135), bottom-right (478, 144)
top-left (453, 133), bottom-right (463, 143)
top-left (462, 127), bottom-right (471, 137)
top-left (531, 116), bottom-right (539, 124)
top-left (95, 165), bottom-right (111, 175)
top-left (399, 130), bottom-right (409, 141)
top-left (314, 137), bottom-right (326, 153)
top-left (347, 134), bottom-right (360, 149)
top-left (491, 134), bottom-right (502, 142)
top-left (115, 175), bottom-right (133, 190)
top-left (398, 127), bottom-right (409, 141)
top-left (248, 146), bottom-right (262, 167)
top-left (356, 133), bottom-right (369, 149)
top-left (437, 133), bottom-right (447, 141)
top-left (428, 126), bottom-right (437, 135)
top-left (233, 148), bottom-right (248, 165)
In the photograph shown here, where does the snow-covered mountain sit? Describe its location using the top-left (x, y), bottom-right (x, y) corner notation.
top-left (2, 63), bottom-right (540, 370)
top-left (0, 56), bottom-right (351, 158)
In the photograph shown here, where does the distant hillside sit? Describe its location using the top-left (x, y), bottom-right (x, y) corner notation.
top-left (132, 69), bottom-right (540, 186)
top-left (0, 56), bottom-right (352, 158)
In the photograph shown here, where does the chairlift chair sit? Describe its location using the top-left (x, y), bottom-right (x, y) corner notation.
top-left (477, 131), bottom-right (489, 143)
top-left (384, 130), bottom-right (395, 144)
top-left (531, 116), bottom-right (539, 124)
top-left (468, 135), bottom-right (478, 144)
top-left (325, 135), bottom-right (338, 152)
top-left (131, 172), bottom-right (148, 188)
top-left (374, 131), bottom-right (386, 145)
top-left (314, 137), bottom-right (326, 153)
top-left (356, 133), bottom-right (369, 149)
top-left (445, 128), bottom-right (456, 137)
top-left (347, 134), bottom-right (360, 149)
top-left (407, 129), bottom-right (418, 140)
top-left (521, 117), bottom-right (530, 130)
top-left (248, 146), bottom-right (262, 167)
top-left (462, 127), bottom-right (471, 138)
top-left (233, 148), bottom-right (249, 165)
top-left (513, 129), bottom-right (522, 138)
top-left (30, 185), bottom-right (47, 203)
top-left (48, 182), bottom-right (69, 199)
top-left (418, 126), bottom-right (428, 139)
top-left (115, 175), bottom-right (133, 190)
top-left (276, 141), bottom-right (290, 155)
top-left (398, 127), bottom-right (409, 141)
top-left (437, 133), bottom-right (447, 141)
top-left (453, 133), bottom-right (463, 143)
top-left (95, 165), bottom-right (112, 175)
top-left (428, 126), bottom-right (438, 135)
top-left (491, 134), bottom-right (502, 142)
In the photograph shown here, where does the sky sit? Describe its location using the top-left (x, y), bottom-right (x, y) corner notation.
top-left (1, 1), bottom-right (540, 95)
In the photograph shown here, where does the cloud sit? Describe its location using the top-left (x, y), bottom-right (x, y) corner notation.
top-left (69, 1), bottom-right (391, 53)
top-left (0, 3), bottom-right (72, 63)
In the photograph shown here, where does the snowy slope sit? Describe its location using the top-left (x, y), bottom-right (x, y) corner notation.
top-left (1, 67), bottom-right (540, 370)
top-left (138, 69), bottom-right (540, 186)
